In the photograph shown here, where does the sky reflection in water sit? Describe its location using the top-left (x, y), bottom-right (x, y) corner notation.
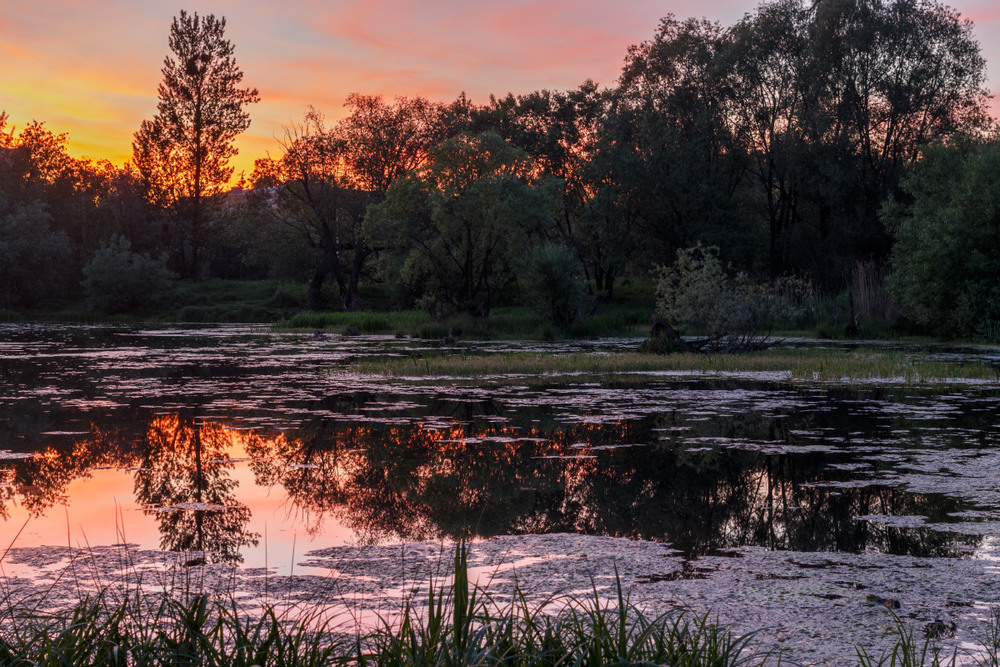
top-left (2, 325), bottom-right (1000, 574)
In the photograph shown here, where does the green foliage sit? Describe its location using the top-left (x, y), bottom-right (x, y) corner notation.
top-left (886, 141), bottom-right (1000, 340)
top-left (364, 132), bottom-right (559, 317)
top-left (0, 200), bottom-right (72, 308)
top-left (654, 245), bottom-right (809, 351)
top-left (83, 236), bottom-right (175, 313)
top-left (518, 242), bottom-right (590, 328)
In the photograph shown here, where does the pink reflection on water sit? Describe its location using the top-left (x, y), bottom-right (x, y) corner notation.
top-left (1, 440), bottom-right (362, 582)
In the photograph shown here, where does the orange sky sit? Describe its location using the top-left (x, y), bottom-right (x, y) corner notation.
top-left (2, 0), bottom-right (998, 178)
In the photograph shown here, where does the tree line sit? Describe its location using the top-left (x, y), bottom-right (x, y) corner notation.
top-left (1, 0), bottom-right (996, 337)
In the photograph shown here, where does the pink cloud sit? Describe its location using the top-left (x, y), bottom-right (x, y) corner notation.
top-left (3, 0), bottom-right (998, 174)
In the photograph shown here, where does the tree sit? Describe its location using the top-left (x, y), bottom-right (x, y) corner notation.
top-left (607, 17), bottom-right (754, 277)
top-left (519, 242), bottom-right (590, 328)
top-left (250, 97), bottom-right (447, 309)
top-left (885, 140), bottom-right (1000, 339)
top-left (470, 83), bottom-right (623, 295)
top-left (722, 1), bottom-right (813, 278)
top-left (0, 118), bottom-right (83, 306)
top-left (0, 201), bottom-right (72, 308)
top-left (133, 10), bottom-right (259, 277)
top-left (720, 0), bottom-right (989, 282)
top-left (338, 94), bottom-right (448, 195)
top-left (364, 132), bottom-right (558, 317)
top-left (251, 110), bottom-right (369, 309)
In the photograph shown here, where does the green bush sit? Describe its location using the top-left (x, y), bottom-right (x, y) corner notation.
top-left (519, 242), bottom-right (590, 328)
top-left (654, 244), bottom-right (808, 351)
top-left (83, 236), bottom-right (175, 313)
top-left (885, 140), bottom-right (1000, 340)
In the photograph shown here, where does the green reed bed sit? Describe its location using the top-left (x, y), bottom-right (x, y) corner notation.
top-left (354, 348), bottom-right (1000, 385)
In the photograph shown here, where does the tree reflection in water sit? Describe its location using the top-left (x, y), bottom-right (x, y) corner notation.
top-left (135, 414), bottom-right (259, 564)
top-left (0, 403), bottom-right (981, 562)
top-left (0, 413), bottom-right (258, 565)
top-left (247, 412), bottom-right (979, 558)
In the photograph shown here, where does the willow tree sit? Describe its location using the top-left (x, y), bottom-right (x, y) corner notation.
top-left (133, 10), bottom-right (259, 276)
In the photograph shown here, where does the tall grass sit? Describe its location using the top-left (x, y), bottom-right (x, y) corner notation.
top-left (353, 349), bottom-right (1000, 384)
top-left (7, 542), bottom-right (1000, 666)
top-left (278, 310), bottom-right (429, 334)
top-left (857, 613), bottom-right (957, 667)
top-left (850, 261), bottom-right (903, 324)
top-left (0, 543), bottom-right (762, 667)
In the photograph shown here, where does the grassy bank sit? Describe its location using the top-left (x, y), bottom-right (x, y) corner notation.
top-left (1, 545), bottom-right (995, 666)
top-left (0, 279), bottom-right (654, 339)
top-left (353, 348), bottom-right (1000, 385)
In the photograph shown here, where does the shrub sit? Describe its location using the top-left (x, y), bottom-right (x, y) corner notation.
top-left (885, 140), bottom-right (1000, 340)
top-left (653, 244), bottom-right (808, 352)
top-left (83, 236), bottom-right (175, 313)
top-left (519, 242), bottom-right (591, 328)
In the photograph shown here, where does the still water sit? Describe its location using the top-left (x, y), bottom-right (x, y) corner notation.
top-left (3, 324), bottom-right (1000, 662)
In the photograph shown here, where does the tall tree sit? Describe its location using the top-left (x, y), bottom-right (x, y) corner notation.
top-left (338, 94), bottom-right (448, 195)
top-left (813, 0), bottom-right (990, 273)
top-left (723, 0), bottom-right (813, 278)
top-left (470, 83), bottom-right (621, 294)
top-left (133, 10), bottom-right (259, 277)
top-left (609, 17), bottom-right (752, 275)
top-left (721, 0), bottom-right (989, 282)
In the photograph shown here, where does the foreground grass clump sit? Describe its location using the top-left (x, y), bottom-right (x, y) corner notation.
top-left (7, 545), bottom-right (1000, 666)
top-left (0, 592), bottom-right (343, 666)
top-left (0, 545), bottom-right (759, 667)
top-left (354, 348), bottom-right (1000, 384)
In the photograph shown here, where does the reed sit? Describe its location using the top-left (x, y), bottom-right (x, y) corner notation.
top-left (857, 613), bottom-right (957, 667)
top-left (0, 543), bottom-right (761, 667)
top-left (353, 348), bottom-right (1000, 385)
top-left (3, 542), bottom-right (997, 666)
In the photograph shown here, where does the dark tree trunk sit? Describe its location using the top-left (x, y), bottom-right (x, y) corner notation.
top-left (306, 267), bottom-right (326, 310)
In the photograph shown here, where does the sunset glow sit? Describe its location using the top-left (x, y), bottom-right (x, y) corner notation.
top-left (5, 0), bottom-right (997, 178)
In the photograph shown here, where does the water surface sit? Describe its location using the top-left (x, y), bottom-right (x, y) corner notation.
top-left (2, 325), bottom-right (1000, 663)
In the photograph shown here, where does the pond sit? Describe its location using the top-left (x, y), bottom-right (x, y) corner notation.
top-left (2, 324), bottom-right (1000, 663)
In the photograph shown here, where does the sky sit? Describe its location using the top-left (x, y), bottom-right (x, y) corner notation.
top-left (2, 0), bottom-right (999, 178)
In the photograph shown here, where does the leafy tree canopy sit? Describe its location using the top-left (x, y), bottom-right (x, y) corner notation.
top-left (364, 132), bottom-right (558, 316)
top-left (886, 139), bottom-right (1000, 339)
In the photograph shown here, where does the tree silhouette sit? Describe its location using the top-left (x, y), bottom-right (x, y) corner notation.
top-left (133, 10), bottom-right (258, 277)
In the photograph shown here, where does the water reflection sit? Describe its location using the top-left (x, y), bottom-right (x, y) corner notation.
top-left (0, 403), bottom-right (985, 562)
top-left (1, 326), bottom-right (996, 567)
top-left (0, 414), bottom-right (258, 564)
top-left (135, 414), bottom-right (258, 564)
top-left (248, 415), bottom-right (975, 558)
